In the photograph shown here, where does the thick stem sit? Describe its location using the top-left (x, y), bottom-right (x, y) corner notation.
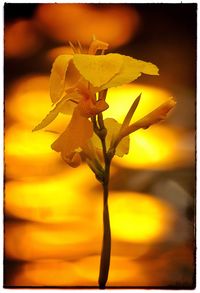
top-left (98, 161), bottom-right (111, 289)
top-left (92, 113), bottom-right (112, 289)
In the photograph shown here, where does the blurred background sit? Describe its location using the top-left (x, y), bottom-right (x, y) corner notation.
top-left (4, 3), bottom-right (196, 288)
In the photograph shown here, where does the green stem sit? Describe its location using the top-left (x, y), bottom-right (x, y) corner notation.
top-left (98, 160), bottom-right (111, 289)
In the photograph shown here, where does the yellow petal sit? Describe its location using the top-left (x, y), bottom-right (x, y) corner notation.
top-left (65, 60), bottom-right (83, 89)
top-left (32, 89), bottom-right (82, 131)
top-left (49, 54), bottom-right (73, 103)
top-left (59, 99), bottom-right (77, 115)
top-left (91, 118), bottom-right (130, 157)
top-left (101, 55), bottom-right (159, 90)
top-left (32, 97), bottom-right (71, 131)
top-left (51, 107), bottom-right (93, 156)
top-left (120, 98), bottom-right (176, 139)
top-left (59, 88), bottom-right (83, 115)
top-left (73, 53), bottom-right (123, 88)
top-left (32, 108), bottom-right (59, 132)
top-left (78, 97), bottom-right (109, 117)
top-left (61, 151), bottom-right (82, 168)
top-left (135, 59), bottom-right (159, 75)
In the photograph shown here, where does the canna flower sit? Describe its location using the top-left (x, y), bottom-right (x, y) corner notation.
top-left (109, 95), bottom-right (176, 154)
top-left (91, 95), bottom-right (176, 159)
top-left (33, 38), bottom-right (159, 166)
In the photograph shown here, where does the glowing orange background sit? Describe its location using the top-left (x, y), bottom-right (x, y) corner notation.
top-left (4, 3), bottom-right (195, 288)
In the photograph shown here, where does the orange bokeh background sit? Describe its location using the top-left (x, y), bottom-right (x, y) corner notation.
top-left (4, 3), bottom-right (195, 288)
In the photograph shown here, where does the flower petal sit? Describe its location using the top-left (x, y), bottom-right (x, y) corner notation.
top-left (51, 107), bottom-right (93, 156)
top-left (105, 118), bottom-right (130, 157)
top-left (59, 88), bottom-right (83, 115)
top-left (32, 89), bottom-right (82, 131)
top-left (101, 55), bottom-right (159, 90)
top-left (49, 54), bottom-right (73, 103)
top-left (91, 118), bottom-right (130, 157)
top-left (73, 53), bottom-right (123, 88)
top-left (120, 97), bottom-right (176, 139)
top-left (73, 53), bottom-right (158, 90)
top-left (78, 97), bottom-right (109, 117)
top-left (59, 99), bottom-right (77, 115)
top-left (61, 151), bottom-right (82, 168)
top-left (32, 97), bottom-right (70, 131)
top-left (65, 60), bottom-right (83, 89)
top-left (32, 109), bottom-right (59, 132)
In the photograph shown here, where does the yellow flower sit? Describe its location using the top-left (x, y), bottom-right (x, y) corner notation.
top-left (33, 38), bottom-right (159, 167)
top-left (110, 95), bottom-right (176, 152)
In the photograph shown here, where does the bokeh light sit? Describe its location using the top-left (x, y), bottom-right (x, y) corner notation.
top-left (5, 124), bottom-right (64, 179)
top-left (9, 257), bottom-right (143, 287)
top-left (11, 260), bottom-right (82, 286)
top-left (105, 84), bottom-right (173, 123)
top-left (73, 255), bottom-right (143, 286)
top-left (46, 46), bottom-right (74, 63)
top-left (5, 183), bottom-right (176, 263)
top-left (4, 19), bottom-right (42, 58)
top-left (102, 84), bottom-right (194, 169)
top-left (5, 221), bottom-right (99, 261)
top-left (35, 4), bottom-right (140, 48)
top-left (107, 192), bottom-right (176, 243)
top-left (5, 165), bottom-right (98, 223)
top-left (114, 125), bottom-right (194, 169)
top-left (4, 3), bottom-right (195, 289)
top-left (5, 75), bottom-right (70, 131)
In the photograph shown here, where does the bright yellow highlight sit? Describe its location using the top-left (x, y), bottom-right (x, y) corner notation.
top-left (5, 124), bottom-right (62, 179)
top-left (6, 75), bottom-right (70, 131)
top-left (6, 124), bottom-right (57, 159)
top-left (5, 221), bottom-right (99, 261)
top-left (114, 125), bottom-right (192, 169)
top-left (108, 192), bottom-right (176, 243)
top-left (5, 165), bottom-right (98, 223)
top-left (5, 179), bottom-right (175, 261)
top-left (130, 127), bottom-right (177, 168)
top-left (105, 84), bottom-right (172, 123)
